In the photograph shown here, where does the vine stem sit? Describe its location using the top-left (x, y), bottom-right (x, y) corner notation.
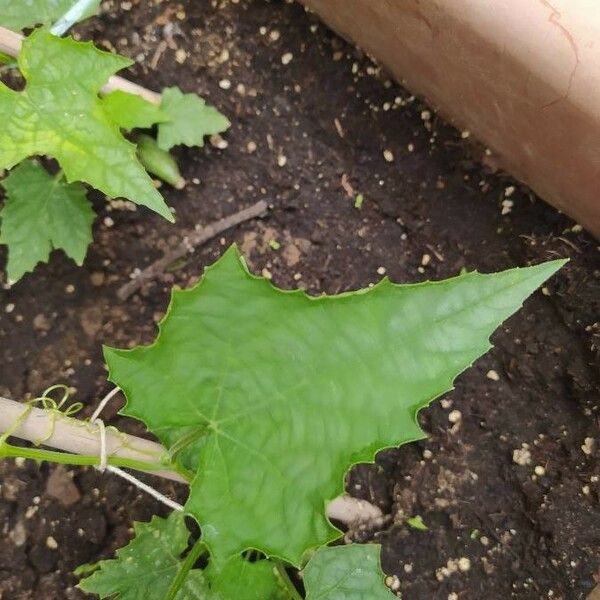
top-left (0, 442), bottom-right (168, 474)
top-left (164, 538), bottom-right (207, 600)
top-left (0, 396), bottom-right (383, 525)
top-left (275, 561), bottom-right (304, 600)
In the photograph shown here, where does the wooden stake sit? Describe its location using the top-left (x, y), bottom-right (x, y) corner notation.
top-left (0, 396), bottom-right (383, 525)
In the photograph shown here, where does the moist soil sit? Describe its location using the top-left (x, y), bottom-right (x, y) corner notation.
top-left (1, 1), bottom-right (599, 599)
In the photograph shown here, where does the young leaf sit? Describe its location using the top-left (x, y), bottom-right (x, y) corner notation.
top-left (0, 0), bottom-right (100, 30)
top-left (101, 90), bottom-right (170, 132)
top-left (157, 87), bottom-right (230, 151)
top-left (104, 246), bottom-right (564, 566)
top-left (0, 29), bottom-right (172, 221)
top-left (78, 511), bottom-right (287, 600)
top-left (137, 134), bottom-right (185, 189)
top-left (78, 512), bottom-right (209, 599)
top-left (303, 545), bottom-right (395, 599)
top-left (0, 160), bottom-right (95, 281)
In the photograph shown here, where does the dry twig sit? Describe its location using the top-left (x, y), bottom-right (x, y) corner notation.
top-left (117, 200), bottom-right (269, 300)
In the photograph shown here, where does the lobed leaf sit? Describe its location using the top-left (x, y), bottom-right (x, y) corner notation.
top-left (303, 545), bottom-right (395, 599)
top-left (0, 159), bottom-right (94, 281)
top-left (78, 512), bottom-right (209, 599)
top-left (79, 512), bottom-right (286, 600)
top-left (0, 29), bottom-right (172, 220)
top-left (0, 0), bottom-right (100, 30)
top-left (158, 87), bottom-right (230, 151)
top-left (105, 246), bottom-right (565, 566)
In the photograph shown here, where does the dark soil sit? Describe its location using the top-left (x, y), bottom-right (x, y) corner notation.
top-left (1, 1), bottom-right (599, 598)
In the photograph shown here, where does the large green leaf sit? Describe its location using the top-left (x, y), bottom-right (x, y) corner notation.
top-left (304, 545), bottom-right (395, 599)
top-left (0, 159), bottom-right (95, 281)
top-left (0, 29), bottom-right (172, 221)
top-left (78, 512), bottom-right (209, 599)
top-left (0, 0), bottom-right (100, 30)
top-left (105, 246), bottom-right (564, 566)
top-left (157, 87), bottom-right (230, 151)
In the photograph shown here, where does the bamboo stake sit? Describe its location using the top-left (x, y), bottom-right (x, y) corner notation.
top-left (0, 397), bottom-right (184, 481)
top-left (0, 26), bottom-right (161, 104)
top-left (0, 396), bottom-right (383, 525)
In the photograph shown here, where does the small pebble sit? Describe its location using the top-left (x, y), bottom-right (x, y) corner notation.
top-left (458, 557), bottom-right (471, 572)
top-left (377, 266), bottom-right (386, 276)
top-left (219, 79), bottom-right (232, 90)
top-left (512, 445), bottom-right (532, 466)
top-left (534, 465), bottom-right (546, 477)
top-left (581, 437), bottom-right (594, 456)
top-left (281, 52), bottom-right (293, 65)
top-left (421, 253), bottom-right (431, 266)
top-left (277, 154), bottom-right (287, 167)
top-left (448, 409), bottom-right (462, 424)
top-left (486, 369), bottom-right (500, 381)
top-left (385, 575), bottom-right (401, 592)
top-left (501, 199), bottom-right (514, 215)
top-left (383, 149), bottom-right (394, 162)
top-left (46, 536), bottom-right (58, 550)
top-left (65, 284), bottom-right (75, 294)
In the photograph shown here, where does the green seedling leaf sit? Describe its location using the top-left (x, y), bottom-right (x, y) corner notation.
top-left (304, 545), bottom-right (395, 599)
top-left (0, 0), bottom-right (100, 30)
top-left (354, 193), bottom-right (364, 209)
top-left (101, 90), bottom-right (170, 132)
top-left (0, 160), bottom-right (95, 281)
top-left (0, 29), bottom-right (172, 221)
top-left (105, 246), bottom-right (564, 566)
top-left (137, 134), bottom-right (185, 189)
top-left (78, 512), bottom-right (209, 599)
top-left (406, 515), bottom-right (428, 531)
top-left (79, 511), bottom-right (286, 599)
top-left (158, 87), bottom-right (230, 151)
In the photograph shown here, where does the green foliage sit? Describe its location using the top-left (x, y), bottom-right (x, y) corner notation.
top-left (105, 246), bottom-right (564, 567)
top-left (79, 512), bottom-right (287, 599)
top-left (100, 90), bottom-right (169, 132)
top-left (0, 159), bottom-right (94, 281)
top-left (406, 515), bottom-right (428, 531)
top-left (0, 29), bottom-right (172, 221)
top-left (78, 512), bottom-right (208, 599)
top-left (206, 555), bottom-right (288, 600)
top-left (303, 545), bottom-right (395, 599)
top-left (0, 0), bottom-right (100, 30)
top-left (158, 87), bottom-right (230, 151)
